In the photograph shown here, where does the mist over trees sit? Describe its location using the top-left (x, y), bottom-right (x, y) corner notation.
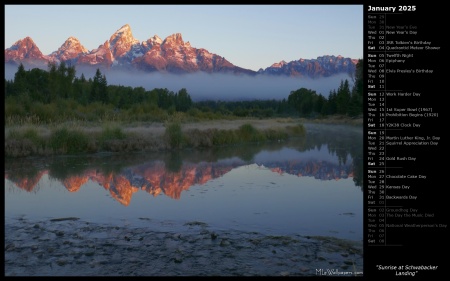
top-left (287, 59), bottom-right (363, 117)
top-left (4, 60), bottom-right (363, 122)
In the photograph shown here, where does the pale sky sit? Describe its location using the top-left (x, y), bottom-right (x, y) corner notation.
top-left (5, 4), bottom-right (363, 71)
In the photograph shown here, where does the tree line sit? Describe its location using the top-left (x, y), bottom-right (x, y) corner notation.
top-left (4, 60), bottom-right (363, 121)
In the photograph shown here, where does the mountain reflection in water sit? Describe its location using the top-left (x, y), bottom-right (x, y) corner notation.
top-left (5, 124), bottom-right (363, 240)
top-left (5, 150), bottom-right (357, 204)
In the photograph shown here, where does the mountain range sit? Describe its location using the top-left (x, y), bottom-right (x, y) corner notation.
top-left (4, 24), bottom-right (358, 78)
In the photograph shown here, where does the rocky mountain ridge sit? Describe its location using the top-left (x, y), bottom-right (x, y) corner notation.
top-left (5, 24), bottom-right (358, 78)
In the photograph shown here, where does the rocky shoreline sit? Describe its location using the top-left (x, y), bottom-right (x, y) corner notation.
top-left (4, 217), bottom-right (363, 277)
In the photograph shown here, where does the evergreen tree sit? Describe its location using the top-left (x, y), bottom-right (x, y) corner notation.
top-left (327, 90), bottom-right (338, 115)
top-left (47, 62), bottom-right (59, 102)
top-left (348, 59), bottom-right (363, 117)
top-left (5, 78), bottom-right (14, 97)
top-left (336, 79), bottom-right (351, 115)
top-left (90, 68), bottom-right (108, 104)
top-left (175, 88), bottom-right (193, 112)
top-left (157, 88), bottom-right (176, 110)
top-left (315, 94), bottom-right (327, 116)
top-left (287, 87), bottom-right (318, 117)
top-left (13, 63), bottom-right (27, 95)
top-left (27, 68), bottom-right (49, 102)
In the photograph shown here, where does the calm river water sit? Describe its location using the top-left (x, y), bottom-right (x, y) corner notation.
top-left (5, 123), bottom-right (363, 241)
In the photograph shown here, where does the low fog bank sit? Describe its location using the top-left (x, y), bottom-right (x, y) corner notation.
top-left (5, 64), bottom-right (353, 101)
top-left (103, 70), bottom-right (353, 101)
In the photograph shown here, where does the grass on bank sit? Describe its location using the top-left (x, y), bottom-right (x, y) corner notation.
top-left (4, 121), bottom-right (306, 158)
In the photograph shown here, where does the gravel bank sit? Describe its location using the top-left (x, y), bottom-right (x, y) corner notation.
top-left (5, 217), bottom-right (363, 277)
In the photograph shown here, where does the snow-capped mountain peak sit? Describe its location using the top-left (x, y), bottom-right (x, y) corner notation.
top-left (5, 24), bottom-right (357, 77)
